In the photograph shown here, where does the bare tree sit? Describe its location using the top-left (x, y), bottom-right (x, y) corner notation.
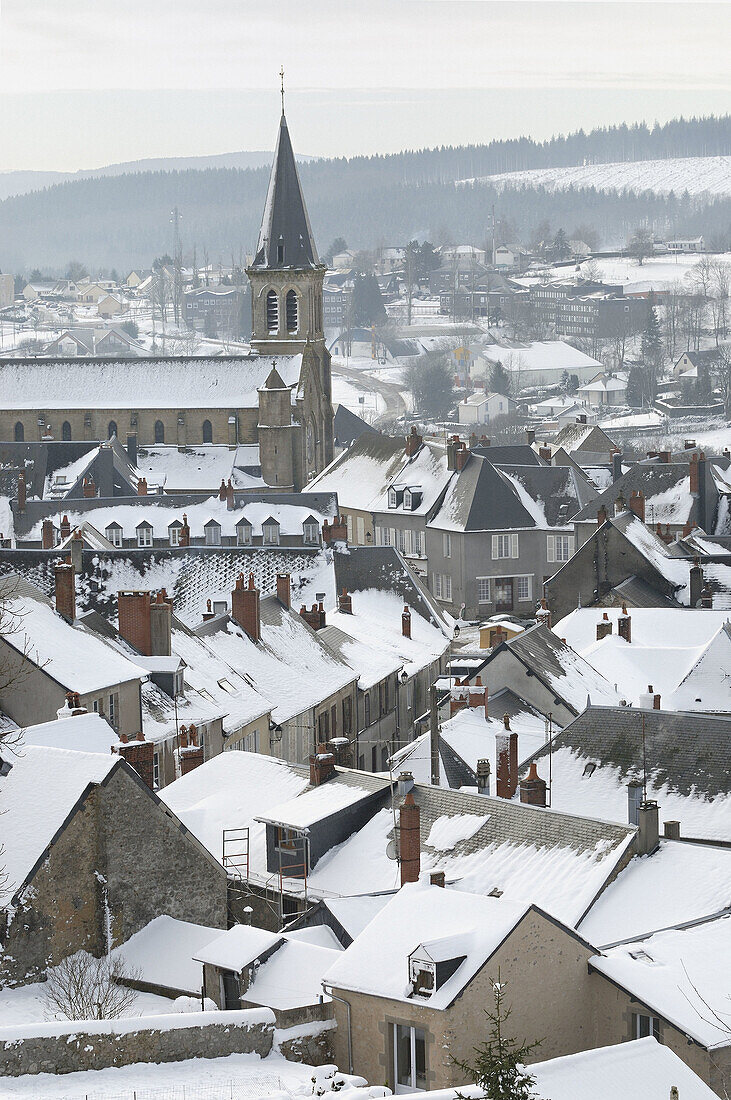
top-left (712, 345), bottom-right (731, 418)
top-left (44, 951), bottom-right (142, 1021)
top-left (627, 226), bottom-right (655, 266)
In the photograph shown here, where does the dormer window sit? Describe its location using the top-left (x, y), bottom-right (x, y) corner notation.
top-left (168, 520), bottom-right (182, 547)
top-left (236, 518), bottom-right (253, 546)
top-left (105, 522), bottom-right (123, 548)
top-left (204, 519), bottom-right (222, 546)
top-left (403, 487), bottom-right (422, 512)
top-left (408, 940), bottom-right (468, 999)
top-left (136, 521), bottom-right (153, 548)
top-left (262, 518), bottom-right (280, 546)
top-left (303, 517), bottom-right (320, 544)
top-left (388, 485), bottom-right (405, 509)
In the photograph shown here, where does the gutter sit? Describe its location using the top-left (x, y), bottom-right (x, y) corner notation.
top-left (322, 982), bottom-right (352, 1073)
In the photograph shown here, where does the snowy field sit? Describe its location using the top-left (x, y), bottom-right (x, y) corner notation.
top-left (512, 253), bottom-right (731, 294)
top-left (460, 155), bottom-right (731, 198)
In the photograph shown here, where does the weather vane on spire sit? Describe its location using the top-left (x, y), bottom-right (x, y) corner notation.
top-left (280, 66), bottom-right (285, 114)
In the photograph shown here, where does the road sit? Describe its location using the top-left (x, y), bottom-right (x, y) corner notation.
top-left (331, 361), bottom-right (408, 425)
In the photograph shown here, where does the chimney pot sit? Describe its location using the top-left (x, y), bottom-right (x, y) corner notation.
top-left (276, 573), bottom-right (291, 609)
top-left (54, 562), bottom-right (76, 623)
top-left (338, 588), bottom-right (353, 614)
top-left (402, 605), bottom-right (411, 639)
top-left (519, 761), bottom-right (547, 807)
top-left (309, 747), bottom-right (336, 787)
top-left (430, 871), bottom-right (445, 888)
top-left (664, 820), bottom-right (681, 840)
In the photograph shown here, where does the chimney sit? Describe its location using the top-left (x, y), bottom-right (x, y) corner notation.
top-left (613, 491), bottom-right (626, 516)
top-left (405, 426), bottom-right (422, 458)
top-left (322, 516), bottom-right (348, 545)
top-left (57, 690), bottom-right (86, 719)
top-left (689, 451), bottom-right (700, 495)
top-left (664, 820), bottom-right (681, 840)
top-left (637, 800), bottom-right (660, 855)
top-left (60, 514), bottom-right (71, 541)
top-left (496, 731), bottom-right (518, 799)
top-left (232, 573), bottom-right (260, 642)
top-left (118, 590), bottom-right (152, 655)
top-left (41, 518), bottom-right (55, 549)
top-left (137, 476), bottom-right (148, 497)
top-left (479, 435), bottom-right (490, 447)
top-left (468, 675), bottom-right (488, 717)
top-left (617, 605), bottom-right (632, 644)
top-left (536, 597), bottom-right (551, 629)
top-left (83, 476), bottom-right (96, 499)
top-left (180, 723), bottom-right (204, 775)
top-left (338, 588), bottom-right (352, 614)
top-left (689, 560), bottom-right (703, 607)
top-left (627, 782), bottom-right (643, 826)
top-left (701, 584), bottom-right (713, 609)
top-left (525, 428), bottom-right (536, 445)
top-left (310, 743), bottom-right (336, 786)
top-left (203, 598), bottom-right (215, 622)
top-left (430, 683), bottom-right (440, 786)
top-left (299, 601), bottom-right (326, 631)
top-left (612, 450), bottom-right (623, 482)
top-left (503, 712), bottom-right (510, 730)
top-left (684, 439), bottom-right (696, 450)
top-left (402, 605), bottom-right (411, 638)
top-left (179, 513), bottom-right (190, 547)
top-left (597, 504), bottom-right (608, 526)
top-left (659, 450), bottom-right (671, 464)
top-left (126, 432), bottom-right (137, 467)
top-left (449, 677), bottom-right (469, 716)
top-left (492, 624), bottom-right (506, 648)
top-left (629, 490), bottom-right (645, 523)
top-left (430, 870), bottom-right (445, 888)
top-left (54, 561), bottom-right (76, 623)
top-left (596, 612), bottom-right (613, 641)
top-left (447, 435), bottom-right (459, 470)
top-left (115, 732), bottom-right (154, 789)
top-left (455, 443), bottom-right (469, 472)
top-left (226, 479), bottom-right (235, 511)
top-left (150, 589), bottom-right (173, 656)
top-left (17, 471), bottom-right (26, 513)
top-left (476, 758), bottom-right (491, 795)
top-left (276, 573), bottom-right (291, 609)
top-left (70, 529), bottom-right (83, 575)
top-left (519, 762), bottom-right (547, 807)
top-left (538, 446), bottom-right (552, 462)
top-left (218, 479), bottom-right (227, 501)
top-left (653, 692), bottom-right (661, 710)
top-left (697, 452), bottom-right (707, 535)
top-left (399, 791), bottom-right (421, 886)
top-left (655, 522), bottom-right (673, 545)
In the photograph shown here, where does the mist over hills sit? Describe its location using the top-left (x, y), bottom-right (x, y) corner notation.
top-left (2, 115), bottom-right (730, 274)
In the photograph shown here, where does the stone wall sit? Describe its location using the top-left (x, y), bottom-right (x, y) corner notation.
top-left (277, 1016), bottom-right (336, 1066)
top-left (0, 1008), bottom-right (274, 1077)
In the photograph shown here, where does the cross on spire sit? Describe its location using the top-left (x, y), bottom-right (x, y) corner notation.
top-left (280, 66), bottom-right (285, 115)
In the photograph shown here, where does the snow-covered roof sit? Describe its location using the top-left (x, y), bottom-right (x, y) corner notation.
top-left (371, 440), bottom-right (451, 518)
top-left (615, 513), bottom-right (731, 608)
top-left (44, 446), bottom-right (101, 499)
top-left (482, 341), bottom-right (601, 373)
top-left (134, 445), bottom-right (262, 492)
top-left (308, 430), bottom-right (408, 512)
top-left (112, 915), bottom-right (223, 994)
top-left (667, 623), bottom-right (731, 713)
top-left (324, 879), bottom-right (535, 1008)
top-left (579, 840), bottom-right (731, 946)
top-left (0, 355), bottom-right (303, 410)
top-left (1, 745), bottom-right (118, 902)
top-left (321, 894), bottom-right (394, 941)
top-left (194, 925), bottom-right (281, 972)
top-left (260, 780), bottom-right (377, 832)
top-left (20, 712), bottom-right (118, 754)
top-left (591, 916), bottom-right (731, 1049)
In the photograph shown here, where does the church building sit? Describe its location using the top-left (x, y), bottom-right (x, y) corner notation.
top-left (0, 108), bottom-right (334, 491)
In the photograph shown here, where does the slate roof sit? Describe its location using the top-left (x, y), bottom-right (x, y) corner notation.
top-left (333, 404), bottom-right (378, 447)
top-left (333, 546), bottom-right (450, 630)
top-left (251, 113), bottom-right (319, 270)
top-left (429, 455), bottom-right (535, 532)
top-left (494, 463), bottom-right (598, 524)
top-left (552, 423), bottom-right (615, 454)
top-left (525, 706), bottom-right (731, 800)
top-left (472, 444), bottom-right (543, 466)
top-left (572, 463), bottom-right (697, 524)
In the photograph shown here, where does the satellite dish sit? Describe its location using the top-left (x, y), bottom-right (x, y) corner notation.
top-left (386, 839), bottom-right (398, 861)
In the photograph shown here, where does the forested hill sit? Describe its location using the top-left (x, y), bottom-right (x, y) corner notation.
top-left (3, 115), bottom-right (730, 273)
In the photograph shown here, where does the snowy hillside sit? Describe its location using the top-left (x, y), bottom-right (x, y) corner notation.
top-left (460, 156), bottom-right (731, 198)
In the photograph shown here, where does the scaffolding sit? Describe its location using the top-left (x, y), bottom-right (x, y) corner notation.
top-left (222, 825), bottom-right (310, 928)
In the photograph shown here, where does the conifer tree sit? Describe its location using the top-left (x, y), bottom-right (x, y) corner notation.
top-left (454, 976), bottom-right (542, 1100)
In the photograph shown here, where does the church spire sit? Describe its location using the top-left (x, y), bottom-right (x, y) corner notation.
top-left (251, 105), bottom-right (319, 271)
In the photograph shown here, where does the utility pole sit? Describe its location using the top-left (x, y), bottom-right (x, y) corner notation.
top-left (170, 206), bottom-right (183, 327)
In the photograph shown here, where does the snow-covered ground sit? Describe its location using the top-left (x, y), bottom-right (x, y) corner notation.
top-left (460, 155), bottom-right (731, 199)
top-left (0, 981), bottom-right (173, 1027)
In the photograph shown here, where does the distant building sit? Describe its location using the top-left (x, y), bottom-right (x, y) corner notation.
top-left (183, 286), bottom-right (245, 331)
top-left (667, 236), bottom-right (705, 254)
top-left (457, 390), bottom-right (516, 425)
top-left (0, 273), bottom-right (14, 309)
top-left (528, 282), bottom-right (646, 341)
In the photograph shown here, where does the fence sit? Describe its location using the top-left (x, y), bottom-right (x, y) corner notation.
top-left (78, 1075), bottom-right (289, 1100)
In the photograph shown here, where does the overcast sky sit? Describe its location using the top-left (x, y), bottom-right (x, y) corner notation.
top-left (0, 0), bottom-right (728, 170)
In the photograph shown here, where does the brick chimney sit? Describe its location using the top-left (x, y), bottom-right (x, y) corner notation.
top-left (338, 588), bottom-right (352, 614)
top-left (655, 522), bottom-right (672, 544)
top-left (701, 585), bottom-right (713, 609)
top-left (629, 490), bottom-right (645, 523)
top-left (179, 723), bottom-right (204, 775)
top-left (276, 573), bottom-right (291, 609)
top-left (449, 677), bottom-right (469, 716)
top-left (137, 476), bottom-right (148, 497)
top-left (115, 731), bottom-right (154, 789)
top-left (402, 605), bottom-right (411, 638)
top-left (689, 560), bottom-right (703, 607)
top-left (468, 675), bottom-right (488, 718)
top-left (597, 504), bottom-right (608, 526)
top-left (519, 762), bottom-right (547, 807)
top-left (54, 560), bottom-right (76, 623)
top-left (82, 476), bottom-right (96, 499)
top-left (617, 605), bottom-right (632, 643)
top-left (612, 450), bottom-right (623, 482)
top-left (299, 602), bottom-right (326, 631)
top-left (218, 479), bottom-right (227, 501)
top-left (179, 514), bottom-right (190, 547)
top-left (310, 743), bottom-right (336, 786)
top-left (689, 451), bottom-right (700, 495)
top-left (405, 426), bottom-right (422, 458)
top-left (525, 428), bottom-right (536, 445)
top-left (41, 519), bottom-right (55, 549)
top-left (322, 516), bottom-right (348, 545)
top-left (232, 573), bottom-right (260, 642)
top-left (536, 597), bottom-right (551, 629)
top-left (226, 479), bottom-right (235, 510)
top-left (118, 590), bottom-right (153, 655)
top-left (399, 791), bottom-right (420, 886)
top-left (596, 612), bottom-right (613, 641)
top-left (476, 758), bottom-right (491, 795)
top-left (538, 446), bottom-right (552, 462)
top-left (60, 514), bottom-right (71, 540)
top-left (496, 731), bottom-right (518, 799)
top-left (430, 870), bottom-right (445, 888)
top-left (150, 589), bottom-right (173, 656)
top-left (203, 598), bottom-right (215, 622)
top-left (455, 443), bottom-right (469, 472)
top-left (17, 470), bottom-right (26, 513)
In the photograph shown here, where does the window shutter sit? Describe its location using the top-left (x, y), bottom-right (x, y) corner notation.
top-left (568, 536), bottom-right (575, 556)
top-left (492, 534), bottom-right (499, 559)
top-left (527, 575), bottom-right (533, 601)
top-left (511, 533), bottom-right (519, 558)
top-left (547, 535), bottom-right (555, 562)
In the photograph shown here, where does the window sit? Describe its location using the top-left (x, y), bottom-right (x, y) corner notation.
top-left (477, 577), bottom-right (491, 603)
top-left (356, 516), bottom-right (365, 544)
top-left (154, 420), bottom-right (165, 444)
top-left (433, 573), bottom-right (452, 602)
top-left (286, 289), bottom-right (298, 332)
top-left (396, 528), bottom-right (407, 554)
top-left (237, 524), bottom-right (252, 546)
top-left (263, 522), bottom-right (280, 546)
top-left (217, 677), bottom-right (235, 694)
top-left (388, 488), bottom-right (399, 509)
top-left (108, 692), bottom-right (118, 728)
top-left (276, 826), bottom-right (299, 852)
top-left (443, 533), bottom-right (451, 558)
top-left (634, 1014), bottom-right (660, 1041)
top-left (136, 524), bottom-right (153, 547)
top-left (547, 534), bottom-right (574, 563)
top-left (106, 525), bottom-right (123, 548)
top-left (318, 710), bottom-right (330, 740)
top-left (393, 1024), bottom-right (426, 1092)
top-left (62, 421), bottom-right (72, 441)
top-left (492, 533), bottom-right (518, 559)
top-left (303, 521), bottom-right (319, 544)
top-left (342, 695), bottom-right (352, 736)
top-left (108, 421), bottom-right (118, 439)
top-left (202, 419), bottom-right (213, 443)
top-left (364, 693), bottom-right (371, 730)
top-left (277, 239), bottom-right (285, 264)
top-left (377, 526), bottom-right (392, 547)
top-left (517, 575), bottom-right (532, 602)
top-left (411, 530), bottom-right (424, 557)
top-left (169, 526), bottom-right (180, 546)
top-left (266, 290), bottom-right (279, 332)
top-left (205, 523), bottom-right (221, 546)
top-left (153, 753), bottom-right (160, 789)
top-left (14, 421), bottom-right (24, 442)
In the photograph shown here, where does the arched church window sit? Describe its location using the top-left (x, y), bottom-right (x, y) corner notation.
top-left (108, 421), bottom-right (118, 439)
top-left (154, 420), bottom-right (165, 444)
top-left (62, 421), bottom-right (72, 441)
top-left (266, 290), bottom-right (279, 333)
top-left (202, 419), bottom-right (213, 443)
top-left (277, 237), bottom-right (284, 264)
top-left (286, 290), bottom-right (298, 333)
top-left (14, 421), bottom-right (24, 442)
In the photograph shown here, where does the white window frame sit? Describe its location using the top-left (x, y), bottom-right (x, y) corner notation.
top-left (237, 525), bottom-right (252, 546)
top-left (393, 1023), bottom-right (427, 1093)
top-left (169, 526), bottom-right (180, 547)
top-left (205, 524), bottom-right (221, 547)
top-left (136, 525), bottom-right (153, 548)
top-left (443, 533), bottom-right (451, 558)
top-left (388, 487), bottom-right (398, 509)
top-left (152, 752), bottom-right (160, 789)
top-left (492, 532), bottom-right (518, 559)
top-left (411, 529), bottom-right (424, 558)
top-left (263, 523), bottom-right (280, 546)
top-left (517, 575), bottom-right (532, 602)
top-left (106, 525), bottom-right (123, 548)
top-left (634, 1014), bottom-right (660, 1041)
top-left (433, 572), bottom-right (452, 602)
top-left (477, 577), bottom-right (491, 603)
top-left (303, 522), bottom-right (319, 544)
top-left (547, 534), bottom-right (574, 563)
